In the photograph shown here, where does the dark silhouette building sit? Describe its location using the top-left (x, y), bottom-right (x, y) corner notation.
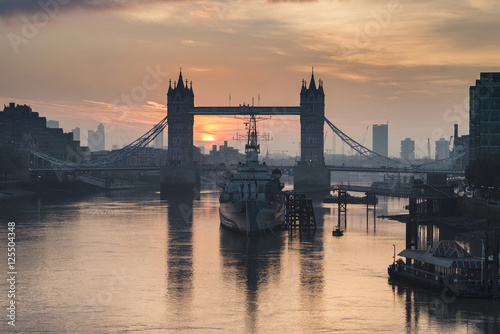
top-left (435, 138), bottom-right (450, 160)
top-left (452, 124), bottom-right (469, 170)
top-left (400, 138), bottom-right (415, 161)
top-left (469, 72), bottom-right (500, 161)
top-left (46, 120), bottom-right (59, 128)
top-left (0, 103), bottom-right (80, 166)
top-left (208, 141), bottom-right (244, 165)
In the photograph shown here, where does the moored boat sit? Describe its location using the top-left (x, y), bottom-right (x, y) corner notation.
top-left (388, 240), bottom-right (500, 298)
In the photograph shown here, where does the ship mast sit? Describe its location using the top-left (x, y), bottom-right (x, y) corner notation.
top-left (245, 114), bottom-right (260, 164)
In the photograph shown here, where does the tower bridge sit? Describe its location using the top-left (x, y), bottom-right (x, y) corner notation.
top-left (162, 69), bottom-right (330, 195)
top-left (27, 69), bottom-right (466, 196)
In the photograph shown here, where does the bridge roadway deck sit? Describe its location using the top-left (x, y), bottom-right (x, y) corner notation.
top-left (30, 166), bottom-right (162, 172)
top-left (328, 166), bottom-right (464, 175)
top-left (29, 165), bottom-right (463, 175)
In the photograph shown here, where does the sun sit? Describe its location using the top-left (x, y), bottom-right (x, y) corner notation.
top-left (203, 136), bottom-right (215, 141)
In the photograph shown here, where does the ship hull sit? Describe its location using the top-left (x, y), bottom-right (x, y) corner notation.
top-left (219, 199), bottom-right (285, 235)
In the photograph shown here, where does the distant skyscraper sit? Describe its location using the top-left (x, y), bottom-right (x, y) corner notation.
top-left (88, 123), bottom-right (105, 151)
top-left (72, 127), bottom-right (80, 141)
top-left (469, 72), bottom-right (500, 161)
top-left (435, 138), bottom-right (450, 160)
top-left (47, 120), bottom-right (59, 128)
top-left (400, 138), bottom-right (415, 161)
top-left (373, 124), bottom-right (388, 157)
top-left (88, 130), bottom-right (96, 151)
top-left (154, 129), bottom-right (164, 149)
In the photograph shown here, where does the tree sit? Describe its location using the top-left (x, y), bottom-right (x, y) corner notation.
top-left (0, 145), bottom-right (24, 180)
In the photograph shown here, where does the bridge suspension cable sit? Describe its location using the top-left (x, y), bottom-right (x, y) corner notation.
top-left (415, 150), bottom-right (466, 167)
top-left (323, 116), bottom-right (466, 169)
top-left (323, 116), bottom-right (405, 167)
top-left (29, 113), bottom-right (465, 171)
top-left (30, 116), bottom-right (168, 167)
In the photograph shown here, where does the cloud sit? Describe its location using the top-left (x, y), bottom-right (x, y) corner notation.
top-left (188, 10), bottom-right (210, 18)
top-left (202, 3), bottom-right (216, 11)
top-left (181, 39), bottom-right (208, 46)
top-left (146, 101), bottom-right (166, 109)
top-left (187, 67), bottom-right (212, 72)
top-left (267, 0), bottom-right (317, 3)
top-left (0, 0), bottom-right (184, 18)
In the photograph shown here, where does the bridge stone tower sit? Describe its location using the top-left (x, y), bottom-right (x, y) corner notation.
top-left (167, 70), bottom-right (194, 166)
top-left (294, 70), bottom-right (330, 192)
top-left (300, 70), bottom-right (325, 166)
top-left (161, 70), bottom-right (199, 198)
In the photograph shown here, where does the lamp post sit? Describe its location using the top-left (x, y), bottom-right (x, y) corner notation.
top-left (393, 244), bottom-right (396, 266)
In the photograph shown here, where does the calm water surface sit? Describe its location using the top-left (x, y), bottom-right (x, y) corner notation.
top-left (0, 185), bottom-right (499, 333)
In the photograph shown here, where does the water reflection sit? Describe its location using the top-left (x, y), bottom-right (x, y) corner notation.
top-left (392, 282), bottom-right (500, 333)
top-left (165, 198), bottom-right (194, 321)
top-left (3, 187), bottom-right (499, 333)
top-left (293, 230), bottom-right (326, 328)
top-left (219, 229), bottom-right (285, 332)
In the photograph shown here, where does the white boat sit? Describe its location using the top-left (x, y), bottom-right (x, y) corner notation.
top-left (219, 114), bottom-right (285, 235)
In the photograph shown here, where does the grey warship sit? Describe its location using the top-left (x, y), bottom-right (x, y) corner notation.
top-left (219, 114), bottom-right (285, 235)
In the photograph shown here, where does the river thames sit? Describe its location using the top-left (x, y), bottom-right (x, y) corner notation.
top-left (0, 183), bottom-right (498, 333)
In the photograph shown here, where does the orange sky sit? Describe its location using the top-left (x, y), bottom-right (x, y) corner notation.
top-left (1, 0), bottom-right (500, 156)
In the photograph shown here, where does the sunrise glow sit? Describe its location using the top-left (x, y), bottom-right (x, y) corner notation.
top-left (1, 0), bottom-right (499, 154)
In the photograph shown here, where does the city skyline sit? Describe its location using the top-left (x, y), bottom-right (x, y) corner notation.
top-left (1, 0), bottom-right (500, 155)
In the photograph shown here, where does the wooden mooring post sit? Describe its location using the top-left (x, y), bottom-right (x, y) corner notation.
top-left (366, 193), bottom-right (377, 231)
top-left (405, 197), bottom-right (418, 265)
top-left (333, 189), bottom-right (347, 236)
top-left (284, 192), bottom-right (317, 230)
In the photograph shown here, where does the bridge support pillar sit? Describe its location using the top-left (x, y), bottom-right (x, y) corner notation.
top-left (160, 166), bottom-right (200, 199)
top-left (293, 166), bottom-right (330, 193)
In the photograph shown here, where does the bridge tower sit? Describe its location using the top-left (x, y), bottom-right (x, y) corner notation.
top-left (161, 69), bottom-right (199, 198)
top-left (294, 69), bottom-right (330, 192)
top-left (167, 69), bottom-right (194, 166)
top-left (300, 69), bottom-right (325, 166)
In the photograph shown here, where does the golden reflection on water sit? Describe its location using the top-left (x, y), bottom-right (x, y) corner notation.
top-left (0, 189), bottom-right (498, 333)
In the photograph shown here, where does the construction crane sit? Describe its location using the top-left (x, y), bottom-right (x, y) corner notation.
top-left (292, 141), bottom-right (300, 157)
top-left (361, 125), bottom-right (369, 146)
top-left (427, 138), bottom-right (431, 159)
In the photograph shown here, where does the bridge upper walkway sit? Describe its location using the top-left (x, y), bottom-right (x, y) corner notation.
top-left (190, 106), bottom-right (301, 115)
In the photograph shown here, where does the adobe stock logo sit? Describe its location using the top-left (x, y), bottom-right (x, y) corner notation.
top-left (7, 0), bottom-right (71, 54)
